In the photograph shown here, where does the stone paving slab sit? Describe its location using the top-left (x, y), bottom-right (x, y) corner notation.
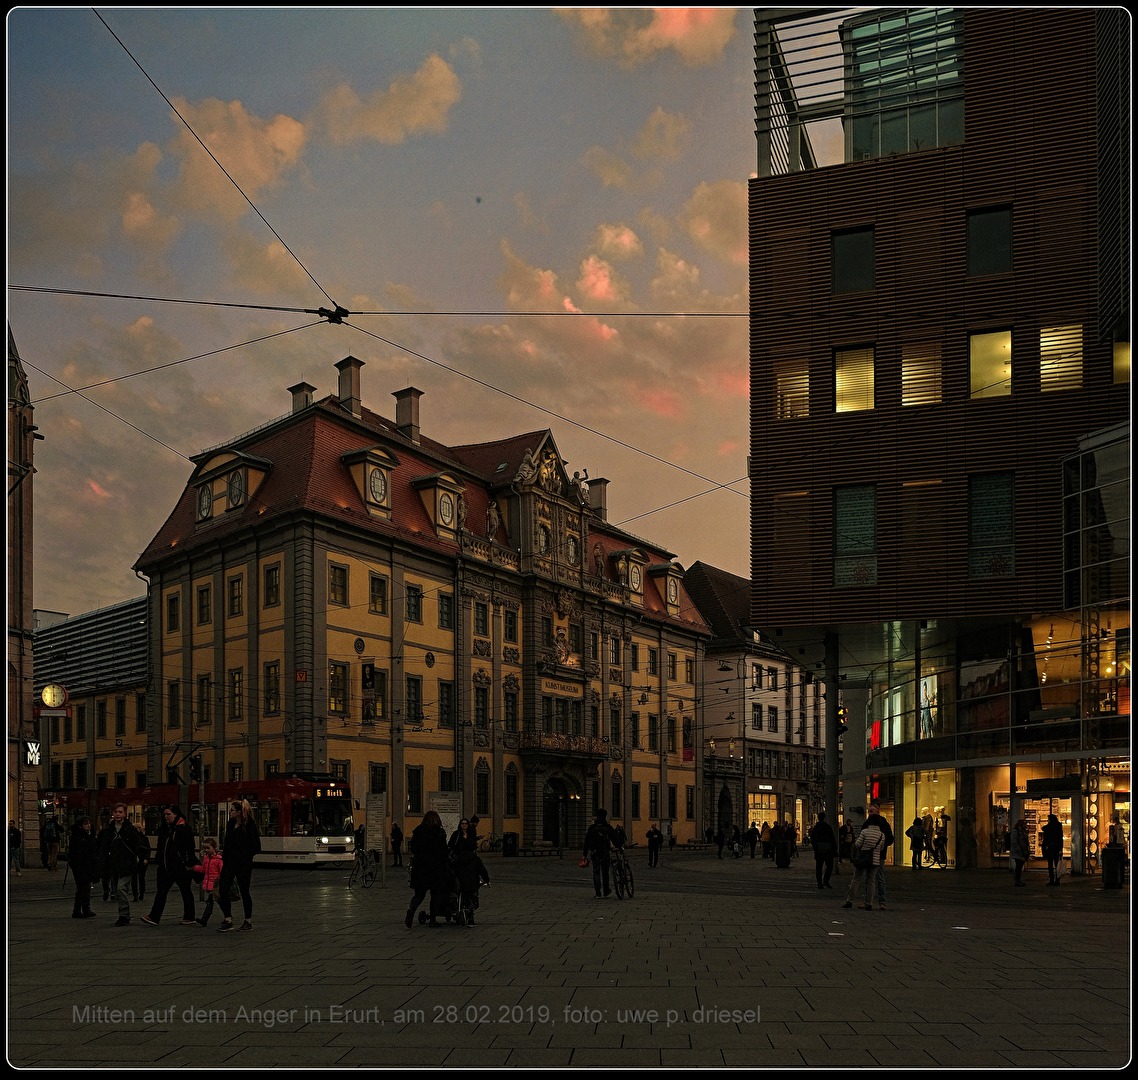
top-left (6, 849), bottom-right (1130, 1068)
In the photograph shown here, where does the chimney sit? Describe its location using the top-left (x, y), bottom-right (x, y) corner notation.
top-left (393, 387), bottom-right (423, 444)
top-left (288, 381), bottom-right (316, 414)
top-left (587, 476), bottom-right (609, 521)
top-left (335, 355), bottom-right (364, 418)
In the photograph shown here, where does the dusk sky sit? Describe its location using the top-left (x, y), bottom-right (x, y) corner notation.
top-left (8, 8), bottom-right (756, 616)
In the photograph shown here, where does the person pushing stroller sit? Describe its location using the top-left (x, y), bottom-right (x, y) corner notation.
top-left (449, 817), bottom-right (490, 926)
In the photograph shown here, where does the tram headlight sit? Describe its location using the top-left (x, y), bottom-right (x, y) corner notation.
top-left (317, 836), bottom-right (330, 845)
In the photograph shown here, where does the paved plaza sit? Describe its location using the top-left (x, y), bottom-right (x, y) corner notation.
top-left (7, 847), bottom-right (1131, 1069)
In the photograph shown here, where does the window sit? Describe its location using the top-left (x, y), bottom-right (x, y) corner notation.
top-left (371, 669), bottom-right (387, 721)
top-left (666, 715), bottom-right (676, 752)
top-left (609, 636), bottom-right (621, 665)
top-left (76, 761), bottom-right (88, 788)
top-left (264, 563), bottom-right (281, 608)
top-left (166, 682), bottom-right (180, 730)
top-left (967, 207), bottom-right (1012, 276)
top-left (668, 784), bottom-right (677, 821)
top-left (682, 716), bottom-right (692, 750)
top-left (629, 713), bottom-right (640, 748)
top-left (611, 779), bottom-right (622, 818)
top-left (504, 609), bottom-right (518, 643)
top-left (768, 668), bottom-right (779, 691)
top-left (228, 669), bottom-right (243, 720)
top-left (629, 643), bottom-right (640, 671)
top-left (474, 600), bottom-right (489, 637)
top-left (369, 573), bottom-right (388, 615)
top-left (648, 715), bottom-right (659, 751)
top-left (474, 686), bottom-right (489, 728)
top-left (610, 707), bottom-right (621, 744)
top-left (438, 681), bottom-right (455, 728)
top-left (405, 584), bottom-right (423, 623)
top-left (589, 632), bottom-right (599, 661)
top-left (834, 484), bottom-right (877, 586)
top-left (264, 761), bottom-right (280, 779)
top-left (136, 693), bottom-right (146, 734)
top-left (668, 653), bottom-right (677, 680)
top-left (752, 665), bottom-right (763, 689)
top-left (475, 769), bottom-right (490, 817)
top-left (76, 704), bottom-right (86, 741)
top-left (970, 330), bottom-right (1012, 399)
top-left (115, 771), bottom-right (127, 789)
top-left (264, 661), bottom-right (281, 715)
top-left (329, 661), bottom-right (349, 714)
top-left (1040, 325), bottom-right (1083, 392)
top-left (197, 675), bottom-right (212, 729)
top-left (685, 658), bottom-right (694, 684)
top-left (969, 472), bottom-right (1015, 578)
top-left (648, 649), bottom-right (658, 676)
top-left (768, 706), bottom-right (780, 733)
top-left (369, 764), bottom-right (387, 795)
top-left (631, 782), bottom-right (641, 819)
top-left (197, 585), bottom-right (212, 625)
top-left (832, 227), bottom-right (875, 293)
top-left (902, 342), bottom-right (943, 405)
top-left (438, 592), bottom-right (454, 630)
top-left (835, 346), bottom-right (875, 412)
top-left (166, 593), bottom-right (180, 633)
top-left (329, 564), bottom-right (349, 607)
top-left (541, 616), bottom-right (554, 647)
top-left (227, 575), bottom-right (243, 618)
top-left (439, 768), bottom-right (456, 793)
top-left (686, 786), bottom-right (695, 820)
top-left (114, 698), bottom-right (126, 736)
top-left (506, 770), bottom-right (519, 817)
top-left (504, 692), bottom-right (518, 732)
top-left (775, 357), bottom-right (810, 419)
top-left (648, 783), bottom-right (660, 819)
top-left (406, 676), bottom-right (422, 721)
top-left (752, 702), bottom-right (764, 730)
top-left (406, 767), bottom-right (423, 815)
top-left (569, 623), bottom-right (582, 657)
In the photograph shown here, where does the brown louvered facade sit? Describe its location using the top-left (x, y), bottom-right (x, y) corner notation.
top-left (749, 8), bottom-right (1129, 874)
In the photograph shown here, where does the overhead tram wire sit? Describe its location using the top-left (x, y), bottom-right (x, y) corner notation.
top-left (93, 8), bottom-right (343, 316)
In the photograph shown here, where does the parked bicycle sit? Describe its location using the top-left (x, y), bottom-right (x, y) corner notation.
top-left (348, 846), bottom-right (377, 889)
top-left (611, 849), bottom-right (635, 899)
top-left (480, 833), bottom-right (503, 853)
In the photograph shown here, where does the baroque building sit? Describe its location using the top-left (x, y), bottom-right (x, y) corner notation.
top-left (133, 356), bottom-right (710, 848)
top-left (749, 8), bottom-right (1130, 870)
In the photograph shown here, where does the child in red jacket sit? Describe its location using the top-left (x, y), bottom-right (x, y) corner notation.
top-left (192, 837), bottom-right (224, 927)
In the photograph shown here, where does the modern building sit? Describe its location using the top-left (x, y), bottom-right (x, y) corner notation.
top-left (132, 356), bottom-right (711, 848)
top-left (749, 8), bottom-right (1130, 871)
top-left (685, 561), bottom-right (829, 837)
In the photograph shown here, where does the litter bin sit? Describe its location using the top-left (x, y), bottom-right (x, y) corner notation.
top-left (1101, 845), bottom-right (1126, 889)
top-left (501, 832), bottom-right (519, 858)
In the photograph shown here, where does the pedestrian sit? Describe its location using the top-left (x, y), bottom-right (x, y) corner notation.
top-left (714, 825), bottom-right (726, 859)
top-left (842, 812), bottom-right (885, 910)
top-left (905, 817), bottom-right (926, 870)
top-left (1108, 811), bottom-right (1127, 851)
top-left (391, 821), bottom-right (404, 867)
top-left (646, 823), bottom-right (663, 867)
top-left (216, 799), bottom-right (261, 932)
top-left (705, 826), bottom-right (715, 846)
top-left (68, 816), bottom-right (98, 919)
top-left (405, 809), bottom-right (449, 928)
top-left (132, 827), bottom-right (151, 901)
top-left (760, 821), bottom-right (772, 859)
top-left (865, 803), bottom-right (894, 908)
top-left (43, 817), bottom-right (60, 871)
top-left (746, 822), bottom-right (759, 858)
top-left (583, 808), bottom-right (616, 898)
top-left (921, 806), bottom-right (936, 864)
top-left (191, 836), bottom-right (224, 927)
top-left (838, 819), bottom-right (854, 865)
top-left (1041, 813), bottom-right (1063, 886)
top-left (790, 820), bottom-right (800, 858)
top-left (469, 814), bottom-right (480, 843)
top-left (729, 824), bottom-right (743, 858)
top-left (95, 802), bottom-right (147, 926)
top-left (809, 812), bottom-right (837, 889)
top-left (141, 805), bottom-right (197, 927)
top-left (934, 806), bottom-right (951, 866)
top-left (8, 819), bottom-right (21, 875)
top-left (449, 818), bottom-right (489, 926)
top-left (612, 821), bottom-right (628, 853)
top-left (1008, 817), bottom-right (1030, 886)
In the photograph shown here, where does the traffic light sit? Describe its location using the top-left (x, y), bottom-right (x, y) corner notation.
top-left (836, 707), bottom-right (849, 738)
top-left (189, 755), bottom-right (203, 781)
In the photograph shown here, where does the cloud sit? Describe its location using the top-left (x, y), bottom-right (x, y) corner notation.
top-left (315, 54), bottom-right (462, 145)
top-left (593, 223), bottom-right (644, 261)
top-left (220, 231), bottom-right (312, 298)
top-left (555, 8), bottom-right (738, 68)
top-left (167, 97), bottom-right (307, 223)
top-left (575, 255), bottom-right (630, 306)
top-left (631, 108), bottom-right (690, 161)
top-left (679, 179), bottom-right (748, 265)
top-left (582, 144), bottom-right (633, 189)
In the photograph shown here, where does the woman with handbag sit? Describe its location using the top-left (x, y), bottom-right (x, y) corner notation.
top-left (842, 816), bottom-right (884, 910)
top-left (215, 800), bottom-right (261, 933)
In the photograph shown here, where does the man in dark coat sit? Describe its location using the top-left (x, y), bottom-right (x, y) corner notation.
top-left (809, 812), bottom-right (838, 889)
top-left (96, 803), bottom-right (147, 926)
top-left (140, 805), bottom-right (197, 926)
top-left (69, 816), bottom-right (99, 918)
top-left (583, 809), bottom-right (616, 898)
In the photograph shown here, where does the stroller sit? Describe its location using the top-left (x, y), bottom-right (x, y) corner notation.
top-left (450, 848), bottom-right (491, 926)
top-left (419, 863), bottom-right (462, 926)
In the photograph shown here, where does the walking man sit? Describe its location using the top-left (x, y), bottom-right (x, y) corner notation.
top-left (646, 823), bottom-right (663, 868)
top-left (583, 809), bottom-right (616, 898)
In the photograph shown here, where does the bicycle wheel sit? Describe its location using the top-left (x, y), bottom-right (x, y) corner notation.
top-left (623, 859), bottom-right (634, 898)
top-left (362, 856), bottom-right (377, 888)
top-left (348, 858), bottom-right (361, 889)
top-left (611, 858), bottom-right (626, 899)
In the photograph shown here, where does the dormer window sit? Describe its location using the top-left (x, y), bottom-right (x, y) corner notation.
top-left (227, 470), bottom-right (245, 509)
top-left (368, 466), bottom-right (388, 506)
top-left (197, 485), bottom-right (213, 521)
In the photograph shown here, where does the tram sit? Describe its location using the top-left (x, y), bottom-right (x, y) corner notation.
top-left (90, 774), bottom-right (356, 866)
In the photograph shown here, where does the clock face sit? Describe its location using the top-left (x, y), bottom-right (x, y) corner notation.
top-left (198, 485), bottom-right (212, 519)
top-left (630, 564), bottom-right (642, 590)
top-left (227, 470), bottom-right (244, 508)
top-left (667, 578), bottom-right (678, 603)
top-left (439, 492), bottom-right (454, 526)
top-left (41, 684), bottom-right (68, 708)
top-left (369, 468), bottom-right (387, 504)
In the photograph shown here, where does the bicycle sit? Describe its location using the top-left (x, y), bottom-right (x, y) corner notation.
top-left (348, 847), bottom-right (377, 889)
top-left (610, 849), bottom-right (634, 900)
top-left (479, 833), bottom-right (503, 853)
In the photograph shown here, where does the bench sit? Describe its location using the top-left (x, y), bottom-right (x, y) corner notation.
top-left (517, 844), bottom-right (564, 858)
top-left (684, 841), bottom-right (711, 850)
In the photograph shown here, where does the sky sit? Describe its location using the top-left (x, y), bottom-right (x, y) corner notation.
top-left (7, 7), bottom-right (758, 617)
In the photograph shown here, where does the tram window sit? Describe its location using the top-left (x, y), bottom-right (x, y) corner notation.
top-left (143, 805), bottom-right (164, 836)
top-left (255, 799), bottom-right (280, 837)
top-left (291, 799), bottom-right (313, 836)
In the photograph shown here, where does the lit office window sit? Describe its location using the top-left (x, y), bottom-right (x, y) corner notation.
top-left (970, 330), bottom-right (1012, 398)
top-left (775, 357), bottom-right (810, 419)
top-left (1040, 325), bottom-right (1083, 392)
top-left (835, 346), bottom-right (875, 412)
